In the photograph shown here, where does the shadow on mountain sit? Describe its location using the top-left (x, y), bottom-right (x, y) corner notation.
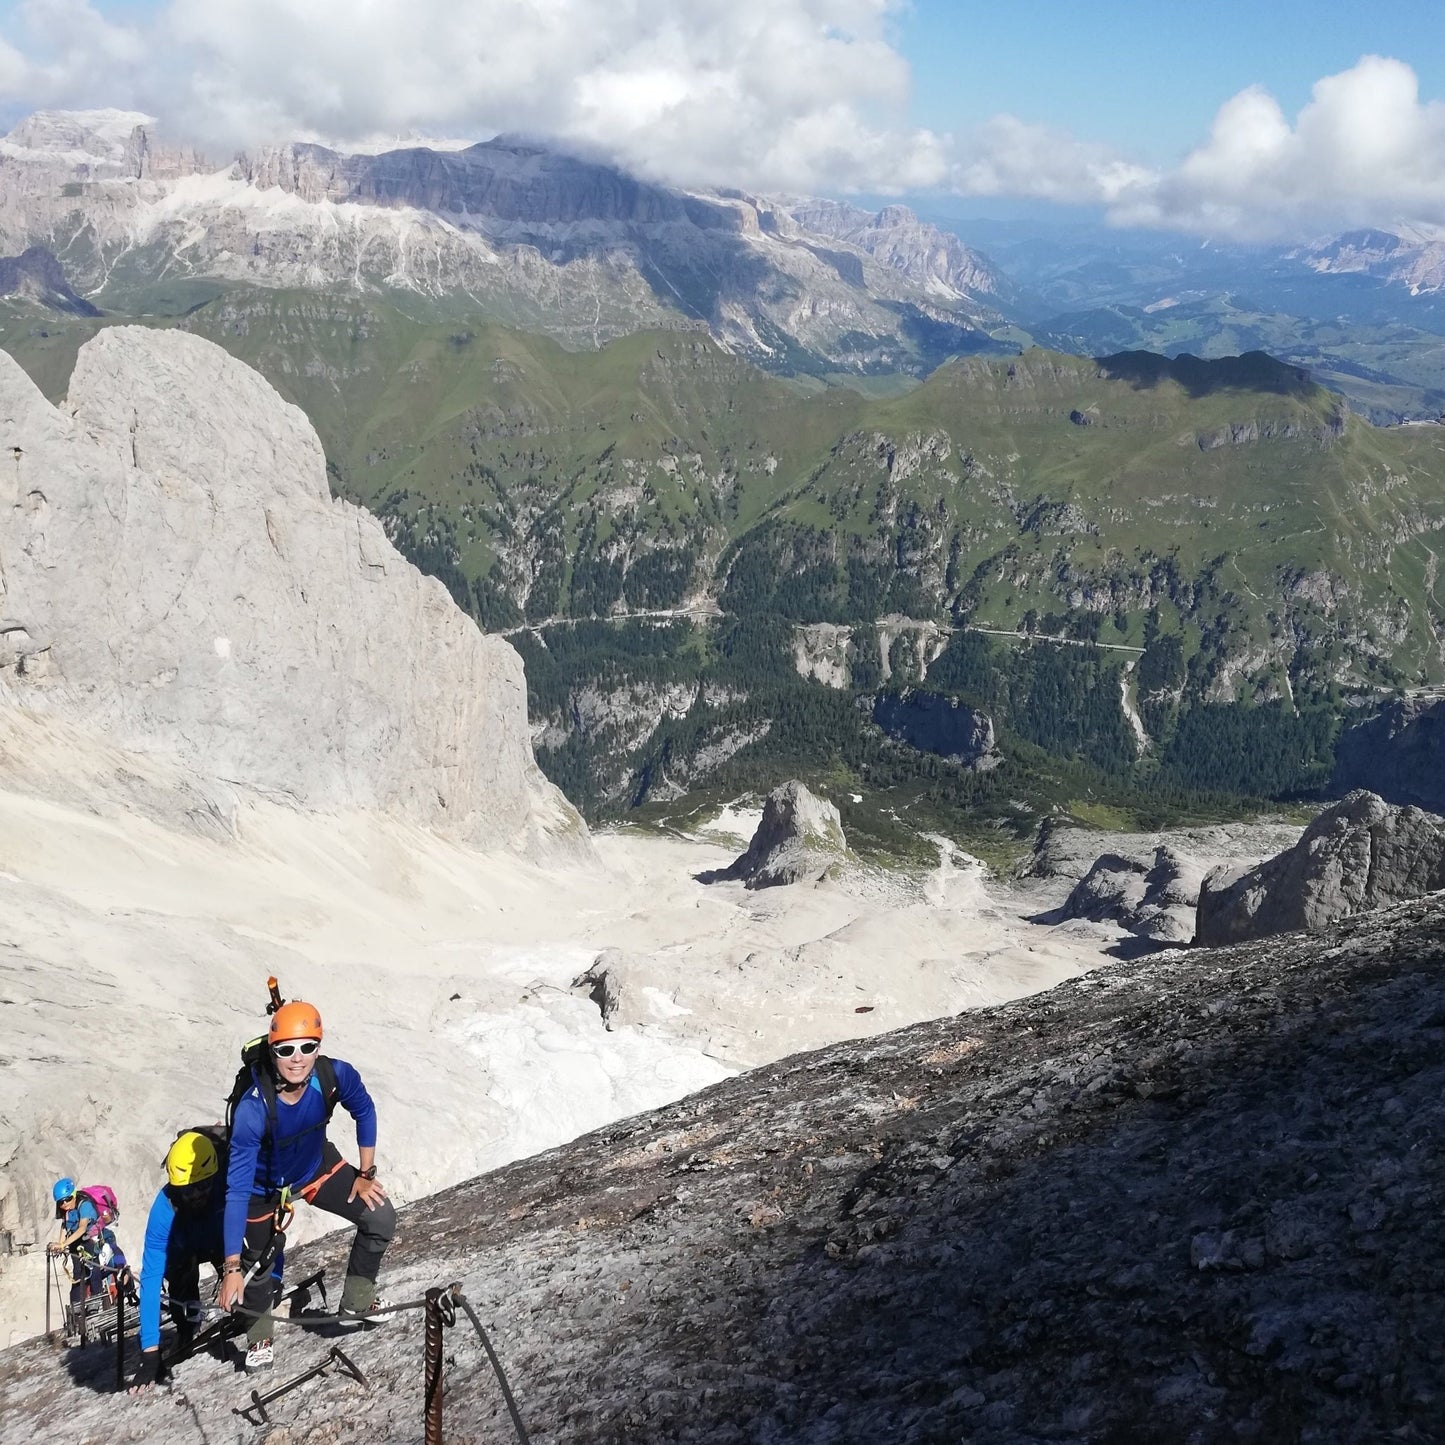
top-left (0, 247), bottom-right (102, 317)
top-left (58, 1336), bottom-right (119, 1396)
top-left (1099, 348), bottom-right (1316, 398)
top-left (273, 138), bottom-right (987, 372)
top-left (1100, 932), bottom-right (1184, 960)
top-left (413, 896), bottom-right (1445, 1443)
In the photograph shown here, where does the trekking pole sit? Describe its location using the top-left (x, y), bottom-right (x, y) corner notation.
top-left (266, 976), bottom-right (285, 1016)
top-left (45, 1253), bottom-right (52, 1338)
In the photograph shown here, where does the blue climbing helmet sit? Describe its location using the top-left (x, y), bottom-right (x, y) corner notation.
top-left (52, 1177), bottom-right (76, 1204)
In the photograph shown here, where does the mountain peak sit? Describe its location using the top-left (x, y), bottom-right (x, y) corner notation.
top-left (3, 108), bottom-right (155, 164)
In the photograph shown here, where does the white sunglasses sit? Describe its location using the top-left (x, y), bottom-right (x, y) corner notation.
top-left (271, 1039), bottom-right (320, 1058)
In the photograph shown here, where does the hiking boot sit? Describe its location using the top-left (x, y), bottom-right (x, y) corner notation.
top-left (336, 1296), bottom-right (388, 1330)
top-left (244, 1338), bottom-right (274, 1372)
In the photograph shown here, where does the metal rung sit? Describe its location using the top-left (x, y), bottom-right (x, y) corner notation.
top-left (234, 1344), bottom-right (369, 1426)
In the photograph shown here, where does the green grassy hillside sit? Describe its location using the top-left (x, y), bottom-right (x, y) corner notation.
top-left (5, 291), bottom-right (1444, 837)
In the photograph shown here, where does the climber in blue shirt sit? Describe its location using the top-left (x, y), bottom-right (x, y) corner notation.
top-left (218, 1000), bottom-right (394, 1372)
top-left (128, 1131), bottom-right (228, 1394)
top-left (46, 1184), bottom-right (127, 1312)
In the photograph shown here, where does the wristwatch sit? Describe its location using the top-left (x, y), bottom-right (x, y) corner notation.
top-left (358, 1165), bottom-right (378, 1180)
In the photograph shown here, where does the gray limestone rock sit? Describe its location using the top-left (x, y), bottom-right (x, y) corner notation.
top-left (0, 114), bottom-right (1005, 374)
top-left (10, 887), bottom-right (1443, 1442)
top-left (0, 327), bottom-right (581, 850)
top-left (1196, 790), bottom-right (1445, 944)
top-left (698, 780), bottom-right (846, 889)
top-left (1062, 845), bottom-right (1207, 942)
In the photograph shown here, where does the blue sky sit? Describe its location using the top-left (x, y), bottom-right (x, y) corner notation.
top-left (2, 0), bottom-right (1444, 236)
top-left (898, 0), bottom-right (1445, 162)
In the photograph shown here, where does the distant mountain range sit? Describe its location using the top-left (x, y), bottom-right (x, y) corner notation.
top-left (7, 109), bottom-right (1445, 418)
top-left (0, 108), bottom-right (1014, 377)
top-left (934, 215), bottom-right (1445, 421)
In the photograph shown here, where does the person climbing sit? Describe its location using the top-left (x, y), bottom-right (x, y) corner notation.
top-left (48, 1178), bottom-right (102, 1307)
top-left (128, 1131), bottom-right (229, 1395)
top-left (218, 1000), bottom-right (394, 1371)
top-left (49, 1178), bottom-right (132, 1305)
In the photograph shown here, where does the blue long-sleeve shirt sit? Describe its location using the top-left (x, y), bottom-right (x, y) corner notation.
top-left (60, 1196), bottom-right (99, 1241)
top-left (223, 1057), bottom-right (377, 1258)
top-left (137, 1185), bottom-right (225, 1350)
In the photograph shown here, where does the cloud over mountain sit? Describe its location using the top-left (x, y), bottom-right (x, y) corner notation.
top-left (1112, 55), bottom-right (1445, 239)
top-left (2, 3), bottom-right (1444, 242)
top-left (1, 0), bottom-right (949, 193)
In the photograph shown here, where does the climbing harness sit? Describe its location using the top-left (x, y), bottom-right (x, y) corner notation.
top-left (244, 1185), bottom-right (296, 1280)
top-left (295, 1156), bottom-right (347, 1205)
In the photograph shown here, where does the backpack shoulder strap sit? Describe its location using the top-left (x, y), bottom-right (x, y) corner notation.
top-left (315, 1055), bottom-right (340, 1119)
top-left (229, 1062), bottom-right (279, 1144)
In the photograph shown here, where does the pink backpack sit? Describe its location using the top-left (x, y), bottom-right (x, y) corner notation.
top-left (78, 1185), bottom-right (119, 1233)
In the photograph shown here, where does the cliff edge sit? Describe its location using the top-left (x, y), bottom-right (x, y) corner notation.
top-left (0, 327), bottom-right (579, 849)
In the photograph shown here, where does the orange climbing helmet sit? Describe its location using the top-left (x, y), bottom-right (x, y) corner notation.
top-left (269, 1000), bottom-right (323, 1042)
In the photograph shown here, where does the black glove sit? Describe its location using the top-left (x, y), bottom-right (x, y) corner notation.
top-left (130, 1351), bottom-right (163, 1390)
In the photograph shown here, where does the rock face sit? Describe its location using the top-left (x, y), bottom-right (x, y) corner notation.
top-left (1062, 845), bottom-right (1206, 943)
top-left (872, 688), bottom-right (999, 768)
top-left (698, 780), bottom-right (846, 889)
top-left (781, 198), bottom-right (1014, 303)
top-left (7, 891), bottom-right (1443, 1442)
top-left (0, 327), bottom-right (578, 848)
top-left (1333, 693), bottom-right (1445, 812)
top-left (0, 246), bottom-right (99, 315)
top-left (1197, 790), bottom-right (1445, 945)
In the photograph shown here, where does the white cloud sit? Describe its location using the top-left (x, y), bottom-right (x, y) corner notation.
top-left (951, 116), bottom-right (1154, 207)
top-left (0, 0), bottom-right (948, 194)
top-left (1, 8), bottom-right (1442, 243)
top-left (0, 0), bottom-right (147, 103)
top-left (1112, 56), bottom-right (1445, 239)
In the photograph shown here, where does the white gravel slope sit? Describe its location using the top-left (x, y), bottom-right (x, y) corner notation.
top-left (0, 713), bottom-right (1125, 1345)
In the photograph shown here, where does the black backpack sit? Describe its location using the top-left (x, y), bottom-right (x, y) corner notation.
top-left (224, 1037), bottom-right (340, 1167)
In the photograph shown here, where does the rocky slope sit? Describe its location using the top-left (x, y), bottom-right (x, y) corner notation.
top-left (0, 110), bottom-right (1007, 375)
top-left (4, 888), bottom-right (1441, 1442)
top-left (0, 326), bottom-right (574, 847)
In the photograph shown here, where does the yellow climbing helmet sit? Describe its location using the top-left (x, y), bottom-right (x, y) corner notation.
top-left (166, 1130), bottom-right (220, 1188)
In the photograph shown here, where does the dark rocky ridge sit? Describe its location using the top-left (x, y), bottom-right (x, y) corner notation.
top-left (242, 137), bottom-right (743, 232)
top-left (1334, 694), bottom-right (1445, 813)
top-left (4, 894), bottom-right (1443, 1441)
